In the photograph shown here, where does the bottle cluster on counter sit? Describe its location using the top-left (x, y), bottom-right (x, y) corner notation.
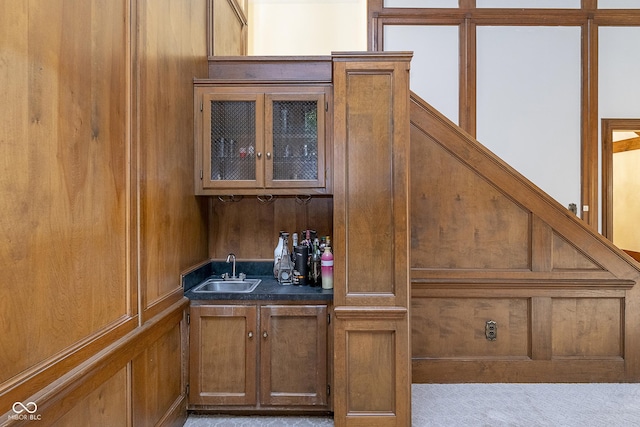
top-left (273, 230), bottom-right (333, 289)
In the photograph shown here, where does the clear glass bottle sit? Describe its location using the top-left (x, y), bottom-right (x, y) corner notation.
top-left (276, 232), bottom-right (294, 284)
top-left (273, 231), bottom-right (284, 278)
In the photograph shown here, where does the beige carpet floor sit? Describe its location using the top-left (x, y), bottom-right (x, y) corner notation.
top-left (185, 383), bottom-right (640, 426)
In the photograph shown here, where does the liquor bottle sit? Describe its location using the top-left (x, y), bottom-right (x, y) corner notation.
top-left (276, 232), bottom-right (294, 284)
top-left (291, 232), bottom-right (299, 263)
top-left (310, 238), bottom-right (321, 287)
top-left (273, 231), bottom-right (284, 278)
top-left (321, 246), bottom-right (334, 290)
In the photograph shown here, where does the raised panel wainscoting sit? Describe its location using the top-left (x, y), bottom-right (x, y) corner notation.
top-left (409, 94), bottom-right (640, 383)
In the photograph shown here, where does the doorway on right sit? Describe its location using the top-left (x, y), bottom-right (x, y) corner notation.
top-left (602, 119), bottom-right (640, 262)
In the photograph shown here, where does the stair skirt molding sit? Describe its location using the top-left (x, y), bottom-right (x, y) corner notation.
top-left (409, 93), bottom-right (640, 383)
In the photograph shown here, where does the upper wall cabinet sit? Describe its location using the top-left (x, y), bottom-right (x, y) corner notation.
top-left (194, 57), bottom-right (333, 196)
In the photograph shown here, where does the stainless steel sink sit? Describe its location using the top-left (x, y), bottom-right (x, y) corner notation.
top-left (192, 278), bottom-right (261, 293)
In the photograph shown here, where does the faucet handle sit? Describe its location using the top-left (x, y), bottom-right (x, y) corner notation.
top-left (239, 272), bottom-right (246, 281)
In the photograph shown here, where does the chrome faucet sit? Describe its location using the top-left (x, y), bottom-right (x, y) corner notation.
top-left (226, 253), bottom-right (237, 279)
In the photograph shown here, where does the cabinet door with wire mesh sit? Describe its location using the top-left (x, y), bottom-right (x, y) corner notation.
top-left (201, 92), bottom-right (265, 189)
top-left (265, 93), bottom-right (326, 188)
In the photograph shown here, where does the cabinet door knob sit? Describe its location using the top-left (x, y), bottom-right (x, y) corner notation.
top-left (257, 152), bottom-right (262, 159)
top-left (263, 331), bottom-right (268, 338)
top-left (248, 331), bottom-right (253, 339)
top-left (266, 152), bottom-right (271, 160)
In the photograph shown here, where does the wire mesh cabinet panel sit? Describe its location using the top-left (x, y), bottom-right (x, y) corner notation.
top-left (195, 86), bottom-right (330, 195)
top-left (200, 92), bottom-right (265, 190)
top-left (265, 93), bottom-right (326, 189)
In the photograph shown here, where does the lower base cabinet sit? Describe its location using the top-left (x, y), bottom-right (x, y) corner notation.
top-left (188, 301), bottom-right (331, 412)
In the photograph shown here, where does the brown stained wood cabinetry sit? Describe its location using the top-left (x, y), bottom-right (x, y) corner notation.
top-left (194, 85), bottom-right (330, 195)
top-left (188, 302), bottom-right (330, 411)
top-left (332, 52), bottom-right (413, 427)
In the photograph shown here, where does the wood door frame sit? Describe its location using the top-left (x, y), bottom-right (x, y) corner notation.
top-left (601, 118), bottom-right (640, 241)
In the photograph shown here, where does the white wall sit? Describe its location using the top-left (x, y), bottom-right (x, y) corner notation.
top-left (384, 25), bottom-right (459, 125)
top-left (248, 0), bottom-right (367, 55)
top-left (613, 149), bottom-right (640, 252)
top-left (476, 26), bottom-right (582, 210)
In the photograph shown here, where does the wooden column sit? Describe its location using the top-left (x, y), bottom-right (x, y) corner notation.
top-left (332, 51), bottom-right (412, 427)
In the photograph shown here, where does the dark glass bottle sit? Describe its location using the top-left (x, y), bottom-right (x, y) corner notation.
top-left (310, 238), bottom-right (322, 287)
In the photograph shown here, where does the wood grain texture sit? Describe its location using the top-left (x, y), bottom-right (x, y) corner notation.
top-left (411, 128), bottom-right (531, 270)
top-left (1, 1), bottom-right (207, 425)
top-left (137, 0), bottom-right (209, 317)
top-left (409, 92), bottom-right (640, 383)
top-left (333, 314), bottom-right (410, 427)
top-left (551, 298), bottom-right (623, 358)
top-left (132, 321), bottom-right (186, 427)
top-left (552, 232), bottom-right (603, 271)
top-left (260, 305), bottom-right (327, 407)
top-left (209, 196), bottom-right (333, 260)
top-left (0, 0), bottom-right (129, 386)
top-left (332, 53), bottom-right (412, 427)
top-left (411, 298), bottom-right (530, 359)
top-left (3, 299), bottom-right (188, 426)
top-left (188, 304), bottom-right (257, 406)
top-left (344, 72), bottom-right (394, 294)
top-left (211, 0), bottom-right (247, 56)
top-left (52, 367), bottom-right (129, 427)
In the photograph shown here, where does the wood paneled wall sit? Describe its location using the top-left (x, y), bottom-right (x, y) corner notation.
top-left (137, 0), bottom-right (210, 320)
top-left (409, 94), bottom-right (640, 383)
top-left (1, 0), bottom-right (208, 424)
top-left (210, 0), bottom-right (248, 56)
top-left (209, 196), bottom-right (333, 260)
top-left (1, 0), bottom-right (133, 408)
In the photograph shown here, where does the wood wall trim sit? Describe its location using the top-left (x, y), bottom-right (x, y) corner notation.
top-left (141, 286), bottom-right (186, 324)
top-left (411, 288), bottom-right (626, 299)
top-left (208, 0), bottom-right (248, 57)
top-left (582, 18), bottom-right (599, 229)
top-left (412, 359), bottom-right (626, 383)
top-left (333, 306), bottom-right (408, 320)
top-left (204, 56), bottom-right (332, 83)
top-left (0, 299), bottom-right (189, 426)
top-left (0, 315), bottom-right (137, 414)
top-left (613, 137), bottom-right (640, 153)
top-left (411, 270), bottom-right (620, 281)
top-left (459, 16), bottom-right (476, 137)
top-left (370, 8), bottom-right (640, 25)
top-left (625, 250), bottom-right (640, 263)
top-left (411, 278), bottom-right (635, 290)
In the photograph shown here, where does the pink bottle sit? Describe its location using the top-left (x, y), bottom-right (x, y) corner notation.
top-left (321, 246), bottom-right (333, 290)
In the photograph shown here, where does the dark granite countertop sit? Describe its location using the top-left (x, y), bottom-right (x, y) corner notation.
top-left (182, 260), bottom-right (333, 302)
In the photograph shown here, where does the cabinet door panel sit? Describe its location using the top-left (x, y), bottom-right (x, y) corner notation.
top-left (189, 305), bottom-right (257, 406)
top-left (200, 92), bottom-right (265, 190)
top-left (259, 304), bottom-right (328, 406)
top-left (265, 93), bottom-right (326, 189)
